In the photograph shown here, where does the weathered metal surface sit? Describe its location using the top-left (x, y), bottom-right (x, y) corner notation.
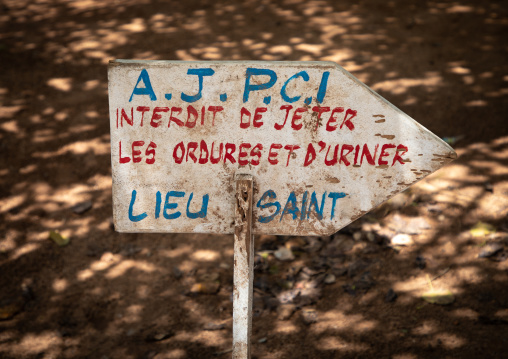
top-left (108, 60), bottom-right (456, 236)
top-left (232, 174), bottom-right (254, 359)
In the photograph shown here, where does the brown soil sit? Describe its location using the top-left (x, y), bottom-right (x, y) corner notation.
top-left (1, 1), bottom-right (508, 358)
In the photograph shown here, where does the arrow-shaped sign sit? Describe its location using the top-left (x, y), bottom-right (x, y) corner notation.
top-left (108, 60), bottom-right (456, 236)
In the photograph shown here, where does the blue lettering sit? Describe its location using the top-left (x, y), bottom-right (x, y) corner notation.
top-left (181, 68), bottom-right (215, 103)
top-left (128, 190), bottom-right (147, 222)
top-left (129, 69), bottom-right (157, 102)
top-left (281, 71), bottom-right (309, 103)
top-left (186, 193), bottom-right (209, 219)
top-left (256, 190), bottom-right (281, 223)
top-left (328, 192), bottom-right (346, 219)
top-left (280, 192), bottom-right (299, 221)
top-left (155, 191), bottom-right (162, 218)
top-left (308, 191), bottom-right (327, 220)
top-left (163, 191), bottom-right (185, 219)
top-left (243, 68), bottom-right (277, 103)
top-left (300, 191), bottom-right (309, 220)
top-left (316, 71), bottom-right (330, 104)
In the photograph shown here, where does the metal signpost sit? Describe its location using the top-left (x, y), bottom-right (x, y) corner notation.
top-left (108, 60), bottom-right (456, 358)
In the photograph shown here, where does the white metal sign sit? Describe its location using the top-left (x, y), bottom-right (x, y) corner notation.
top-left (108, 60), bottom-right (456, 236)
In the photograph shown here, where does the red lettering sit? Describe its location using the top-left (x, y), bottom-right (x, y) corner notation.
top-left (312, 106), bottom-right (330, 131)
top-left (291, 108), bottom-right (306, 131)
top-left (173, 142), bottom-right (185, 164)
top-left (253, 107), bottom-right (267, 128)
top-left (392, 144), bottom-right (408, 166)
top-left (145, 141), bottom-right (157, 164)
top-left (210, 142), bottom-right (223, 164)
top-left (208, 106), bottom-right (224, 126)
top-left (224, 143), bottom-right (236, 164)
top-left (119, 141), bottom-right (130, 164)
top-left (378, 144), bottom-right (396, 165)
top-left (353, 145), bottom-right (360, 165)
top-left (240, 107), bottom-right (250, 129)
top-left (360, 144), bottom-right (379, 165)
top-left (121, 108), bottom-right (133, 127)
top-left (136, 106), bottom-right (150, 127)
top-left (339, 144), bottom-right (354, 166)
top-left (200, 106), bottom-right (206, 125)
top-left (341, 109), bottom-right (357, 131)
top-left (185, 105), bottom-right (198, 128)
top-left (304, 143), bottom-right (316, 167)
top-left (325, 145), bottom-right (339, 166)
top-left (238, 143), bottom-right (251, 166)
top-left (275, 105), bottom-right (292, 130)
top-left (169, 107), bottom-right (184, 127)
top-left (199, 140), bottom-right (209, 164)
top-left (132, 141), bottom-right (144, 163)
top-left (326, 107), bottom-right (344, 131)
top-left (250, 144), bottom-right (263, 166)
top-left (268, 144), bottom-right (282, 165)
top-left (151, 107), bottom-right (169, 128)
top-left (284, 145), bottom-right (300, 166)
top-left (186, 142), bottom-right (198, 163)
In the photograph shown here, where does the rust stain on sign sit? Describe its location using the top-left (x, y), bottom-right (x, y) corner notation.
top-left (108, 60), bottom-right (456, 236)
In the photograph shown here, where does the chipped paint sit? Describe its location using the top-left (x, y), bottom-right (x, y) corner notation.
top-left (108, 60), bottom-right (457, 236)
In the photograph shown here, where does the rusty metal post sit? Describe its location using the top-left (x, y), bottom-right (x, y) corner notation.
top-left (233, 174), bottom-right (254, 359)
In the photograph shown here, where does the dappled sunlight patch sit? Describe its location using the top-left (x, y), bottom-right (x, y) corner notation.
top-left (33, 137), bottom-right (108, 159)
top-left (312, 310), bottom-right (378, 334)
top-left (0, 230), bottom-right (18, 253)
top-left (450, 266), bottom-right (483, 285)
top-left (412, 319), bottom-right (438, 335)
top-left (321, 48), bottom-right (354, 63)
top-left (0, 193), bottom-right (26, 214)
top-left (393, 354), bottom-right (418, 359)
top-left (173, 329), bottom-right (229, 348)
top-left (90, 252), bottom-right (122, 272)
top-left (371, 72), bottom-right (443, 95)
top-left (452, 308), bottom-right (479, 320)
top-left (136, 284), bottom-right (150, 299)
top-left (318, 336), bottom-right (369, 352)
top-left (433, 332), bottom-right (466, 349)
top-left (83, 79), bottom-right (101, 91)
top-left (295, 43), bottom-right (325, 57)
top-left (11, 331), bottom-right (62, 356)
top-left (494, 309), bottom-right (508, 320)
top-left (160, 245), bottom-right (193, 259)
top-left (274, 320), bottom-right (299, 334)
top-left (47, 77), bottom-right (72, 92)
top-left (77, 268), bottom-right (94, 281)
top-left (175, 49), bottom-right (198, 61)
top-left (0, 105), bottom-right (23, 119)
top-left (124, 304), bottom-right (143, 323)
top-left (446, 5), bottom-right (474, 14)
top-left (153, 349), bottom-right (187, 359)
top-left (52, 278), bottom-right (68, 293)
top-left (191, 249), bottom-right (221, 262)
top-left (392, 275), bottom-right (428, 295)
top-left (105, 258), bottom-right (158, 279)
top-left (0, 120), bottom-right (20, 133)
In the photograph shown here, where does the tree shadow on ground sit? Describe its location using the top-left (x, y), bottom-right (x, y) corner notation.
top-left (0, 0), bottom-right (507, 358)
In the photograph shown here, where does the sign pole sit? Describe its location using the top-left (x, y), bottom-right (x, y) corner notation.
top-left (232, 174), bottom-right (254, 359)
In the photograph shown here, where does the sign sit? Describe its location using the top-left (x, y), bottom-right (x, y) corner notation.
top-left (108, 60), bottom-right (456, 236)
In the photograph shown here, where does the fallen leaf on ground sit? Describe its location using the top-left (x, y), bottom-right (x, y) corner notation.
top-left (274, 247), bottom-right (294, 261)
top-left (422, 289), bottom-right (455, 305)
top-left (470, 222), bottom-right (496, 238)
top-left (49, 231), bottom-right (69, 246)
top-left (189, 281), bottom-right (220, 295)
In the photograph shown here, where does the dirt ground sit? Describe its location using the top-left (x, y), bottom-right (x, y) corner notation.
top-left (1, 0), bottom-right (508, 358)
